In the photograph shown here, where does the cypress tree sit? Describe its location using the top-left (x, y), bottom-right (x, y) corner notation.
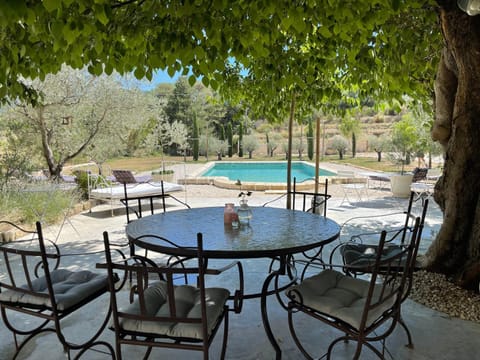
top-left (227, 122), bottom-right (233, 157)
top-left (238, 122), bottom-right (244, 157)
top-left (219, 124), bottom-right (225, 141)
top-left (192, 113), bottom-right (199, 161)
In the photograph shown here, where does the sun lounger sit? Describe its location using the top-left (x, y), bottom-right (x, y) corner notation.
top-left (88, 171), bottom-right (184, 216)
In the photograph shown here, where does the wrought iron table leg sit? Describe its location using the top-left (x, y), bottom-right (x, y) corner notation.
top-left (261, 268), bottom-right (283, 360)
top-left (261, 255), bottom-right (296, 359)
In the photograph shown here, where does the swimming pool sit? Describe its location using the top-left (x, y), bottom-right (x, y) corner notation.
top-left (200, 161), bottom-right (335, 183)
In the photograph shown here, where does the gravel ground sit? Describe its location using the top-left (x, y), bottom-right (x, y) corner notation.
top-left (411, 270), bottom-right (480, 323)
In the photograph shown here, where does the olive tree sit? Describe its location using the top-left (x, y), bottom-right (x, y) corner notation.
top-left (242, 135), bottom-right (259, 159)
top-left (330, 135), bottom-right (349, 160)
top-left (367, 134), bottom-right (389, 162)
top-left (5, 66), bottom-right (154, 178)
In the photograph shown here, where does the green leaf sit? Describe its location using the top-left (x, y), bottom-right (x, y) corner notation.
top-left (318, 25), bottom-right (331, 38)
top-left (134, 66), bottom-right (145, 79)
top-left (391, 0), bottom-right (400, 11)
top-left (43, 0), bottom-right (61, 13)
top-left (188, 74), bottom-right (196, 86)
top-left (94, 4), bottom-right (109, 26)
top-left (167, 66), bottom-right (176, 78)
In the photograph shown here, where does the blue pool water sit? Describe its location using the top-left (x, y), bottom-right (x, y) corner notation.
top-left (201, 162), bottom-right (335, 183)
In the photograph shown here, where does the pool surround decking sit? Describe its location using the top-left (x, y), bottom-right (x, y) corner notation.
top-left (179, 161), bottom-right (366, 191)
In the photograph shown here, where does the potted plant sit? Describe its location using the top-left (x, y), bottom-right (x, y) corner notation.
top-left (390, 159), bottom-right (413, 198)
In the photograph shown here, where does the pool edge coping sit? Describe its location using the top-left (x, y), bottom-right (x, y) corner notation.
top-left (179, 160), bottom-right (341, 191)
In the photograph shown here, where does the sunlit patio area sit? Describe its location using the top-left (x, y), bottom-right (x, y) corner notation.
top-left (1, 168), bottom-right (480, 360)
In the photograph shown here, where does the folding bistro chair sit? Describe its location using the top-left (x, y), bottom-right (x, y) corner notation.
top-left (337, 170), bottom-right (368, 205)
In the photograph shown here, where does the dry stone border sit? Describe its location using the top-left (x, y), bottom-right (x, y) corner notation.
top-left (411, 270), bottom-right (480, 323)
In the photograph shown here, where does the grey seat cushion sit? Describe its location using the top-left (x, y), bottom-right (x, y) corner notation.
top-left (0, 269), bottom-right (109, 311)
top-left (341, 243), bottom-right (404, 268)
top-left (286, 269), bottom-right (396, 329)
top-left (118, 281), bottom-right (230, 340)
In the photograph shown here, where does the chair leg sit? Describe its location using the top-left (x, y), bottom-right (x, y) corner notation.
top-left (398, 316), bottom-right (414, 348)
top-left (219, 308), bottom-right (229, 360)
top-left (287, 307), bottom-right (315, 360)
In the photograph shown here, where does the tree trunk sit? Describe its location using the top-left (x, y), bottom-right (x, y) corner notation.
top-left (286, 94), bottom-right (295, 210)
top-left (377, 151), bottom-right (382, 162)
top-left (352, 132), bottom-right (356, 158)
top-left (425, 3), bottom-right (480, 290)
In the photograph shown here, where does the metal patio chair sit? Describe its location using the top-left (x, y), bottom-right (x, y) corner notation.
top-left (263, 177), bottom-right (331, 216)
top-left (328, 191), bottom-right (429, 349)
top-left (286, 216), bottom-right (423, 359)
top-left (0, 221), bottom-right (119, 359)
top-left (102, 231), bottom-right (244, 360)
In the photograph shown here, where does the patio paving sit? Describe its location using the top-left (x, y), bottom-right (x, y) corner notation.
top-left (1, 180), bottom-right (479, 359)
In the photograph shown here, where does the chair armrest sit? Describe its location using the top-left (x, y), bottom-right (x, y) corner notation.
top-left (205, 260), bottom-right (244, 314)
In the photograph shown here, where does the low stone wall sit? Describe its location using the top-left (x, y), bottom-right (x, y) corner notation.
top-left (179, 176), bottom-right (331, 191)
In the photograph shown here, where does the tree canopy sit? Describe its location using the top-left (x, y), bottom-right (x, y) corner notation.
top-left (0, 1), bottom-right (440, 112)
top-left (3, 1), bottom-right (480, 289)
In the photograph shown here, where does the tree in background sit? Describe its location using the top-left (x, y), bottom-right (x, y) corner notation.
top-left (292, 137), bottom-right (305, 160)
top-left (238, 122), bottom-right (244, 157)
top-left (226, 123), bottom-right (233, 157)
top-left (125, 118), bottom-right (158, 156)
top-left (339, 113), bottom-right (361, 158)
top-left (307, 118), bottom-right (314, 161)
top-left (330, 135), bottom-right (349, 160)
top-left (367, 134), bottom-right (389, 162)
top-left (0, 120), bottom-right (34, 190)
top-left (243, 135), bottom-right (259, 159)
top-left (209, 138), bottom-right (229, 160)
top-left (391, 113), bottom-right (418, 166)
top-left (268, 133), bottom-right (283, 157)
top-left (163, 121), bottom-right (190, 157)
top-left (5, 66), bottom-right (151, 179)
top-left (192, 113), bottom-right (199, 161)
top-left (410, 104), bottom-right (443, 169)
top-left (163, 77), bottom-right (193, 127)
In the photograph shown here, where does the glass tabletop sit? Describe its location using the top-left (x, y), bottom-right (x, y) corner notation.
top-left (126, 207), bottom-right (340, 259)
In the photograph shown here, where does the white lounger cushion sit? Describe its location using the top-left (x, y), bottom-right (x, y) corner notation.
top-left (90, 181), bottom-right (183, 200)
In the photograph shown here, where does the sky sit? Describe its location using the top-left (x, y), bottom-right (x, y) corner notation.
top-left (139, 69), bottom-right (181, 91)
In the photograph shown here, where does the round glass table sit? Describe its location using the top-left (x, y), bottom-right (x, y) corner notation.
top-left (125, 206), bottom-right (340, 359)
top-left (126, 206), bottom-right (340, 258)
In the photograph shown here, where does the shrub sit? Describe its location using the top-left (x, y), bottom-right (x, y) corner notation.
top-left (0, 188), bottom-right (81, 227)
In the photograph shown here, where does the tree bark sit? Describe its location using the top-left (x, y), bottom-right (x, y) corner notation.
top-left (286, 94), bottom-right (295, 210)
top-left (425, 3), bottom-right (480, 290)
